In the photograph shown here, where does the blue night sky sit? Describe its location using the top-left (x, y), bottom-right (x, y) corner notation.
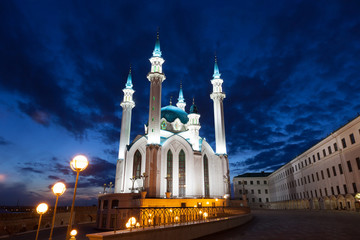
top-left (0, 0), bottom-right (360, 206)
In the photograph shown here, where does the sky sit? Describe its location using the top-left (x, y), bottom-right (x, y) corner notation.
top-left (0, 0), bottom-right (359, 206)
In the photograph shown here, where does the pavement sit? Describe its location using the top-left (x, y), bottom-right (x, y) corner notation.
top-left (196, 209), bottom-right (360, 240)
top-left (3, 210), bottom-right (360, 240)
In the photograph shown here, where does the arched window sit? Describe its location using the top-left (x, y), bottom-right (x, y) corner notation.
top-left (179, 150), bottom-right (186, 197)
top-left (133, 150), bottom-right (141, 179)
top-left (204, 155), bottom-right (210, 197)
top-left (166, 150), bottom-right (173, 192)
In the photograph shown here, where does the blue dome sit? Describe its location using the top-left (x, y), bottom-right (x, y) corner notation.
top-left (161, 105), bottom-right (189, 124)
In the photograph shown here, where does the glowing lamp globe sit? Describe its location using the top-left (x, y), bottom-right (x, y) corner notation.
top-left (52, 182), bottom-right (66, 196)
top-left (36, 203), bottom-right (48, 214)
top-left (70, 229), bottom-right (77, 237)
top-left (70, 155), bottom-right (89, 172)
top-left (129, 217), bottom-right (136, 225)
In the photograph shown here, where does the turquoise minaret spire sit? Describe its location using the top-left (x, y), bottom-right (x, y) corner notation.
top-left (176, 82), bottom-right (186, 111)
top-left (213, 56), bottom-right (221, 78)
top-left (125, 67), bottom-right (133, 89)
top-left (152, 32), bottom-right (162, 57)
top-left (178, 82), bottom-right (185, 103)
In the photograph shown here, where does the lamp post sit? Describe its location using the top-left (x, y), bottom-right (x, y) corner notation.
top-left (35, 203), bottom-right (48, 240)
top-left (66, 155), bottom-right (89, 240)
top-left (49, 182), bottom-right (66, 240)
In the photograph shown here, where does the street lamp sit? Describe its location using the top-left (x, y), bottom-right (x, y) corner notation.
top-left (70, 229), bottom-right (77, 240)
top-left (35, 203), bottom-right (48, 240)
top-left (66, 155), bottom-right (89, 240)
top-left (49, 182), bottom-right (66, 240)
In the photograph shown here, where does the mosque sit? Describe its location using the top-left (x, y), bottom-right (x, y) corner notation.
top-left (113, 34), bottom-right (230, 199)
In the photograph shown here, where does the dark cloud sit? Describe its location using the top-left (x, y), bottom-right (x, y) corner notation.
top-left (20, 167), bottom-right (44, 174)
top-left (0, 136), bottom-right (11, 146)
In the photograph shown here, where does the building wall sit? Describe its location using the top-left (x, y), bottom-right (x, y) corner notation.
top-left (268, 116), bottom-right (360, 210)
top-left (233, 176), bottom-right (270, 208)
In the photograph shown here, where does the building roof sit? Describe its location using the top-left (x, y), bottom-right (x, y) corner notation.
top-left (161, 105), bottom-right (189, 124)
top-left (234, 172), bottom-right (272, 178)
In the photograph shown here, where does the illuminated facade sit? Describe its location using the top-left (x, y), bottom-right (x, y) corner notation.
top-left (233, 172), bottom-right (271, 209)
top-left (268, 116), bottom-right (360, 210)
top-left (114, 34), bottom-right (230, 199)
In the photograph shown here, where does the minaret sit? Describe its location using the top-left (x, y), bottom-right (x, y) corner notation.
top-left (146, 32), bottom-right (166, 144)
top-left (145, 32), bottom-right (166, 197)
top-left (210, 56), bottom-right (227, 154)
top-left (115, 68), bottom-right (135, 193)
top-left (176, 82), bottom-right (186, 111)
top-left (188, 98), bottom-right (201, 151)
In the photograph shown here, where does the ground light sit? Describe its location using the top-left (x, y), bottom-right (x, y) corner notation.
top-left (66, 155), bottom-right (89, 240)
top-left (35, 203), bottom-right (48, 240)
top-left (49, 182), bottom-right (66, 240)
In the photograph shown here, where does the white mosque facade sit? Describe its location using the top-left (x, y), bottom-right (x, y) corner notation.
top-left (113, 35), bottom-right (230, 199)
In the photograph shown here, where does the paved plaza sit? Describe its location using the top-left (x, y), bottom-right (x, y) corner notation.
top-left (198, 209), bottom-right (360, 240)
top-left (3, 209), bottom-right (360, 239)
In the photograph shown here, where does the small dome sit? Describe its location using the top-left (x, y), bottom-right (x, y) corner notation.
top-left (161, 105), bottom-right (189, 124)
top-left (190, 103), bottom-right (198, 114)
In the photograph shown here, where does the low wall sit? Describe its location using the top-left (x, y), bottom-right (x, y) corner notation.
top-left (87, 213), bottom-right (252, 240)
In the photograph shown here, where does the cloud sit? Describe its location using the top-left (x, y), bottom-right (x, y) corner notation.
top-left (20, 167), bottom-right (44, 174)
top-left (0, 136), bottom-right (11, 146)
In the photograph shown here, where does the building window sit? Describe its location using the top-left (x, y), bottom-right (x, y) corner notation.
top-left (238, 181), bottom-right (241, 184)
top-left (305, 159), bottom-right (307, 166)
top-left (167, 150), bottom-right (173, 193)
top-left (331, 187), bottom-right (335, 195)
top-left (252, 198), bottom-right (255, 202)
top-left (266, 198), bottom-right (269, 202)
top-left (179, 150), bottom-right (186, 197)
top-left (304, 177), bottom-right (307, 184)
top-left (328, 146), bottom-right (332, 154)
top-left (312, 174), bottom-right (315, 182)
top-left (325, 188), bottom-right (328, 196)
top-left (251, 189), bottom-right (254, 194)
top-left (332, 166), bottom-right (337, 176)
top-left (308, 157), bottom-right (311, 164)
top-left (344, 185), bottom-right (348, 194)
top-left (341, 138), bottom-right (347, 148)
top-left (308, 175), bottom-right (311, 183)
top-left (347, 160), bottom-right (353, 172)
top-left (353, 183), bottom-right (358, 193)
top-left (313, 155), bottom-right (316, 163)
top-left (350, 133), bottom-right (356, 144)
top-left (239, 189), bottom-right (242, 194)
top-left (336, 186), bottom-right (340, 195)
top-left (133, 150), bottom-right (142, 179)
top-left (321, 170), bottom-right (325, 180)
top-left (258, 189), bottom-right (261, 194)
top-left (316, 172), bottom-right (319, 181)
top-left (259, 198), bottom-right (262, 202)
top-left (257, 180), bottom-right (260, 185)
top-left (317, 152), bottom-right (321, 160)
top-left (265, 189), bottom-right (268, 194)
top-left (338, 164), bottom-right (343, 174)
top-left (323, 149), bottom-right (326, 157)
top-left (250, 181), bottom-right (253, 185)
top-left (111, 200), bottom-right (119, 209)
top-left (203, 155), bottom-right (210, 197)
top-left (327, 168), bottom-right (331, 178)
top-left (334, 143), bottom-right (338, 151)
top-left (103, 200), bottom-right (108, 209)
top-left (244, 181), bottom-right (247, 185)
top-left (264, 180), bottom-right (267, 184)
top-left (356, 157), bottom-right (360, 170)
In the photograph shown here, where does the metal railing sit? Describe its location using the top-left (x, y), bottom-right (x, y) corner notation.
top-left (111, 206), bottom-right (226, 232)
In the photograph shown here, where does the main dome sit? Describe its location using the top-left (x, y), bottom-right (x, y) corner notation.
top-left (161, 105), bottom-right (189, 124)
